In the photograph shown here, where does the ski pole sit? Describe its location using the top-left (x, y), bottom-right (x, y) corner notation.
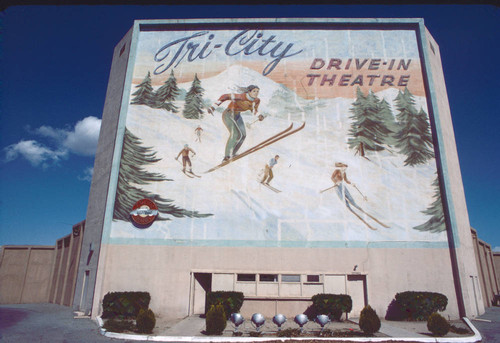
top-left (320, 185), bottom-right (337, 194)
top-left (353, 184), bottom-right (368, 201)
top-left (246, 114), bottom-right (267, 128)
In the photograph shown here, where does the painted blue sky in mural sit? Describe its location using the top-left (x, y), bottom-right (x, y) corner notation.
top-left (1, 5), bottom-right (499, 249)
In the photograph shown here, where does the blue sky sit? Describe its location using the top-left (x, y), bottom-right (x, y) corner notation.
top-left (1, 5), bottom-right (499, 250)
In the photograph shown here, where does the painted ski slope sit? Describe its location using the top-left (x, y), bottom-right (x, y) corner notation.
top-left (110, 65), bottom-right (446, 246)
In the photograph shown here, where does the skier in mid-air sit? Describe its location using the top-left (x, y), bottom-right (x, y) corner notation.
top-left (208, 85), bottom-right (264, 162)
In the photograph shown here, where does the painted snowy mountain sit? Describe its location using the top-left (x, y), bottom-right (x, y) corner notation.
top-left (113, 65), bottom-right (446, 246)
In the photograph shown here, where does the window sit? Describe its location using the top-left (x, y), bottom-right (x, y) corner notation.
top-left (237, 274), bottom-right (256, 282)
top-left (306, 275), bottom-right (320, 283)
top-left (119, 44), bottom-right (126, 56)
top-left (259, 274), bottom-right (278, 282)
top-left (281, 274), bottom-right (301, 283)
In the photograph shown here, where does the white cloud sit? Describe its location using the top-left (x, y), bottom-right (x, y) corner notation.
top-left (4, 140), bottom-right (67, 168)
top-left (63, 116), bottom-right (101, 156)
top-left (78, 167), bottom-right (94, 182)
top-left (3, 116), bottom-right (101, 168)
top-left (493, 246), bottom-right (500, 253)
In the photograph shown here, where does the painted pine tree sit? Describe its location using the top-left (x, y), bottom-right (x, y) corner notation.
top-left (377, 98), bottom-right (398, 146)
top-left (113, 127), bottom-right (212, 221)
top-left (131, 72), bottom-right (156, 106)
top-left (348, 88), bottom-right (391, 157)
top-left (154, 70), bottom-right (180, 112)
top-left (394, 87), bottom-right (417, 125)
top-left (182, 74), bottom-right (205, 119)
top-left (414, 176), bottom-right (446, 233)
top-left (394, 88), bottom-right (434, 166)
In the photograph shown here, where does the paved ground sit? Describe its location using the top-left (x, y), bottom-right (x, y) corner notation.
top-left (1, 303), bottom-right (499, 342)
top-left (0, 303), bottom-right (128, 342)
top-left (471, 306), bottom-right (500, 343)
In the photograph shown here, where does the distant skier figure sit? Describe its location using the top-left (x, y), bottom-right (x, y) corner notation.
top-left (328, 162), bottom-right (389, 230)
top-left (261, 155), bottom-right (280, 185)
top-left (194, 125), bottom-right (203, 142)
top-left (176, 144), bottom-right (196, 174)
top-left (208, 85), bottom-right (264, 161)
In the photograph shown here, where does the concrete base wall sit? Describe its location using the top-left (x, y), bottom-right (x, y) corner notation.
top-left (93, 244), bottom-right (461, 320)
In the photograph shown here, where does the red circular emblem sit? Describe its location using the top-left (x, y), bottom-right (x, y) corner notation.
top-left (130, 199), bottom-right (158, 226)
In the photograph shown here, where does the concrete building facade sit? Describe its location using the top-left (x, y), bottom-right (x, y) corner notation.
top-left (73, 18), bottom-right (485, 320)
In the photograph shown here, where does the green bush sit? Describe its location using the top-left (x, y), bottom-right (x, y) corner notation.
top-left (102, 291), bottom-right (151, 319)
top-left (450, 324), bottom-right (470, 335)
top-left (311, 294), bottom-right (352, 321)
top-left (427, 312), bottom-right (450, 337)
top-left (136, 308), bottom-right (156, 334)
top-left (205, 304), bottom-right (227, 335)
top-left (359, 305), bottom-right (381, 335)
top-left (206, 291), bottom-right (244, 318)
top-left (102, 318), bottom-right (135, 333)
top-left (394, 291), bottom-right (447, 321)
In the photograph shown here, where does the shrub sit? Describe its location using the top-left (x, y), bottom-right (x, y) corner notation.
top-left (136, 308), bottom-right (156, 334)
top-left (359, 305), bottom-right (381, 335)
top-left (394, 291), bottom-right (448, 321)
top-left (206, 291), bottom-right (244, 318)
top-left (311, 294), bottom-right (352, 321)
top-left (205, 304), bottom-right (227, 335)
top-left (385, 299), bottom-right (406, 321)
top-left (277, 328), bottom-right (301, 337)
top-left (103, 318), bottom-right (135, 333)
top-left (102, 291), bottom-right (151, 319)
top-left (450, 324), bottom-right (470, 335)
top-left (427, 312), bottom-right (450, 337)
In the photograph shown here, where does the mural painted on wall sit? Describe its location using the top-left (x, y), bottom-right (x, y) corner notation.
top-left (110, 27), bottom-right (447, 246)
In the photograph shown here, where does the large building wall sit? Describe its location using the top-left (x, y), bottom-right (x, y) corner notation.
top-left (80, 18), bottom-right (482, 320)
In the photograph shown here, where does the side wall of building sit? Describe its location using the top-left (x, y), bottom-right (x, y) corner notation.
top-left (422, 27), bottom-right (483, 317)
top-left (494, 253), bottom-right (500, 295)
top-left (72, 28), bottom-right (135, 315)
top-left (471, 229), bottom-right (500, 308)
top-left (0, 246), bottom-right (55, 304)
top-left (49, 221), bottom-right (85, 306)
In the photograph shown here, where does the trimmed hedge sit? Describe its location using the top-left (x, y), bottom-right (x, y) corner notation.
top-left (102, 291), bottom-right (151, 319)
top-left (311, 294), bottom-right (352, 321)
top-left (206, 291), bottom-right (244, 318)
top-left (394, 291), bottom-right (448, 321)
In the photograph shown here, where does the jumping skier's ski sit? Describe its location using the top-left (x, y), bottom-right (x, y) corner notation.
top-left (354, 206), bottom-right (389, 228)
top-left (347, 206), bottom-right (377, 231)
top-left (260, 182), bottom-right (281, 193)
top-left (204, 122), bottom-right (305, 173)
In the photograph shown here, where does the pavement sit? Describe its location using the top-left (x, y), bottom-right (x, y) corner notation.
top-left (1, 303), bottom-right (499, 342)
